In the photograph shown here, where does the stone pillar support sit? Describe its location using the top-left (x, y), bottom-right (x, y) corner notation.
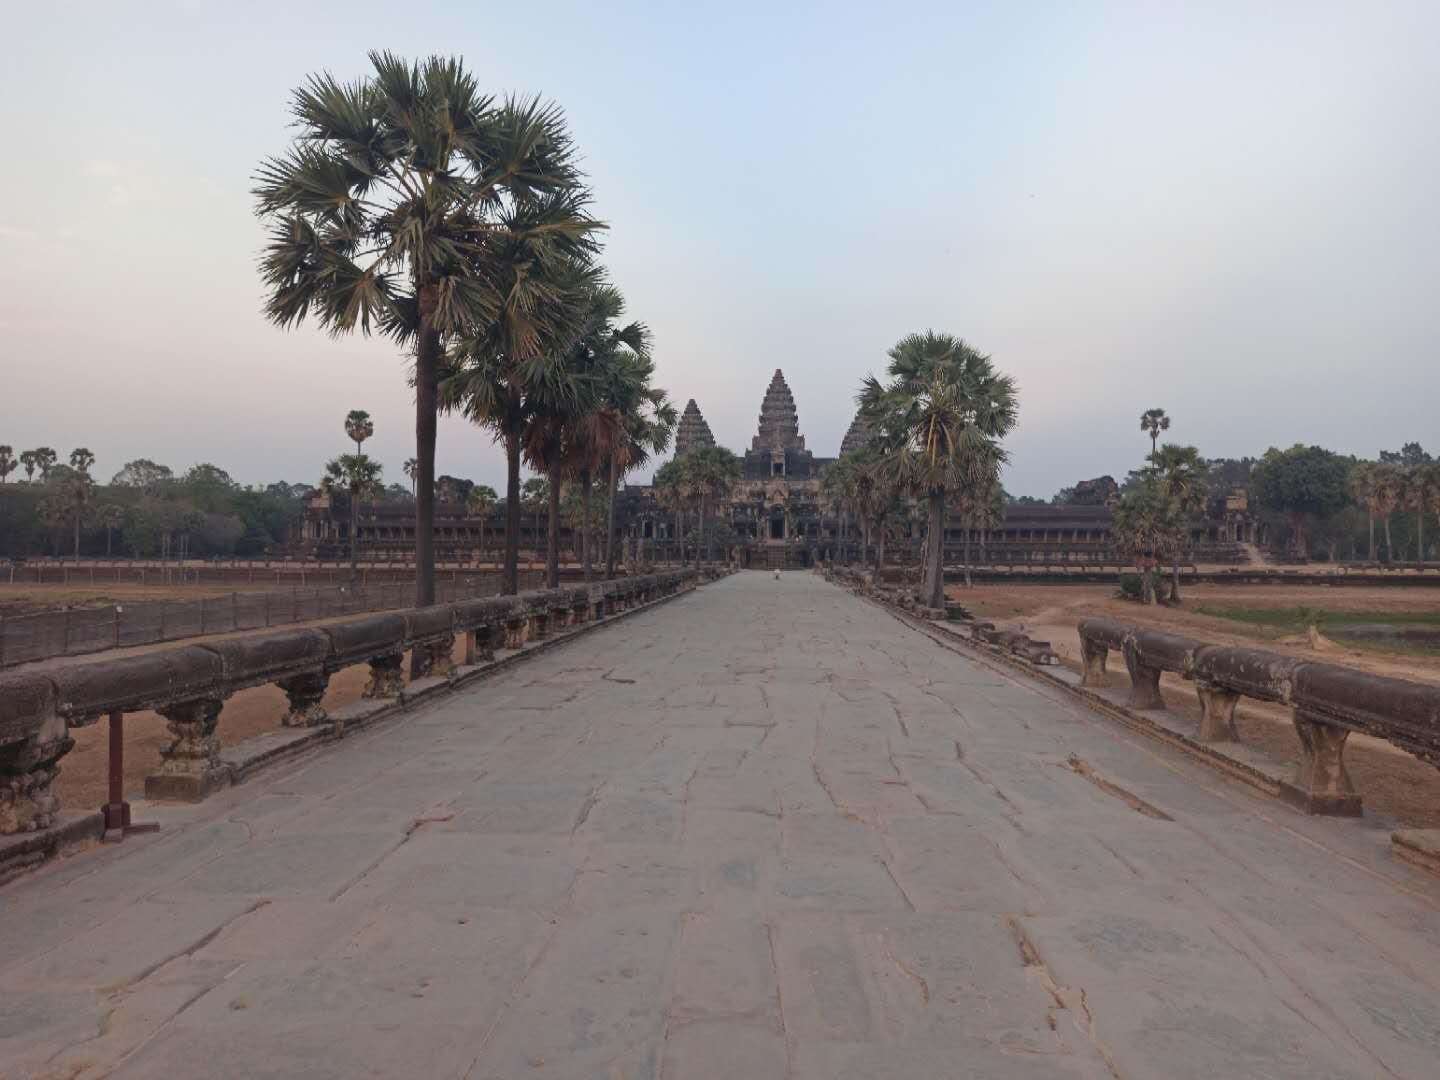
top-left (1125, 659), bottom-right (1165, 710)
top-left (0, 734), bottom-right (70, 834)
top-left (1287, 708), bottom-right (1362, 816)
top-left (413, 633), bottom-right (456, 680)
top-left (363, 652), bottom-right (405, 700)
top-left (572, 599), bottom-right (590, 625)
top-left (504, 617), bottom-right (528, 650)
top-left (1194, 682), bottom-right (1240, 742)
top-left (528, 611), bottom-right (550, 642)
top-left (278, 670), bottom-right (330, 728)
top-left (148, 696), bottom-right (229, 801)
top-left (1079, 641), bottom-right (1108, 688)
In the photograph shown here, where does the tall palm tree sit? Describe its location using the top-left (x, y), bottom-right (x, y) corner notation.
top-left (345, 410), bottom-right (374, 455)
top-left (403, 458), bottom-right (418, 496)
top-left (1372, 462), bottom-right (1403, 562)
top-left (653, 458), bottom-right (689, 566)
top-left (255, 52), bottom-right (597, 607)
top-left (0, 445), bottom-right (14, 484)
top-left (685, 446), bottom-right (741, 565)
top-left (1112, 478), bottom-right (1176, 605)
top-left (1349, 461), bottom-right (1382, 562)
top-left (1140, 409), bottom-right (1170, 456)
top-left (440, 256), bottom-right (602, 594)
top-left (1403, 463), bottom-right (1438, 567)
top-left (100, 503), bottom-right (124, 556)
top-left (26, 447), bottom-right (58, 482)
top-left (1150, 443), bottom-right (1207, 601)
top-left (859, 332), bottom-right (1018, 609)
top-left (321, 454), bottom-right (384, 583)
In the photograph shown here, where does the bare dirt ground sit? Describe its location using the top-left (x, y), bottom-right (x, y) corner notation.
top-left (0, 582), bottom-right (239, 616)
top-left (947, 580), bottom-right (1440, 829)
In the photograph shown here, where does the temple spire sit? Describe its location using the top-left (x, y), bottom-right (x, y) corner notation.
top-left (752, 369), bottom-right (805, 452)
top-left (674, 399), bottom-right (716, 456)
top-left (840, 411), bottom-right (871, 456)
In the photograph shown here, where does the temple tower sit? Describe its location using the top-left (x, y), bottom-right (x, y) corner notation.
top-left (839, 411), bottom-right (872, 456)
top-left (674, 399), bottom-right (716, 456)
top-left (752, 369), bottom-right (805, 452)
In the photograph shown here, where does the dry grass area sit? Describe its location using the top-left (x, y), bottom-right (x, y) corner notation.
top-left (948, 580), bottom-right (1440, 829)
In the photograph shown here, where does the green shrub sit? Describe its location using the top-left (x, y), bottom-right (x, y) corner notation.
top-left (1117, 574), bottom-right (1144, 601)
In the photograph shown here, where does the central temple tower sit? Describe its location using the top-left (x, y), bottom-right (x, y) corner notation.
top-left (743, 368), bottom-right (818, 482)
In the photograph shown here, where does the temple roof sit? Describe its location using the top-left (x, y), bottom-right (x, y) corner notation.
top-left (839, 411), bottom-right (871, 456)
top-left (752, 369), bottom-right (805, 452)
top-left (674, 399), bottom-right (716, 456)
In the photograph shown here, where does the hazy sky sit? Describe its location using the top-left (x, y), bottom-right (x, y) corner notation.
top-left (2, 1), bottom-right (1436, 497)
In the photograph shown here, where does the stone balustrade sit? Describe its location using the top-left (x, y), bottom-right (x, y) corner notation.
top-left (0, 571), bottom-right (697, 838)
top-left (1077, 618), bottom-right (1440, 815)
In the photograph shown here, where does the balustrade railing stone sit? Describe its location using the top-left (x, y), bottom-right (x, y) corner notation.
top-left (0, 571), bottom-right (698, 849)
top-left (1078, 619), bottom-right (1440, 815)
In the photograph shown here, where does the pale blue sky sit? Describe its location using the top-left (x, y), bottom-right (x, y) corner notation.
top-left (1, 1), bottom-right (1436, 496)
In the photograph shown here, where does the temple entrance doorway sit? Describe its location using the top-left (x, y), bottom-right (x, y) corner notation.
top-left (769, 511), bottom-right (785, 540)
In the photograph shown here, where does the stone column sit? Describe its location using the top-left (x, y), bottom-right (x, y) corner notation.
top-left (1194, 682), bottom-right (1240, 742)
top-left (1079, 640), bottom-right (1108, 688)
top-left (504, 616), bottom-right (529, 650)
top-left (528, 611), bottom-right (550, 642)
top-left (278, 671), bottom-right (330, 727)
top-left (1124, 657), bottom-right (1165, 710)
top-left (571, 598), bottom-right (590, 625)
top-left (148, 697), bottom-right (228, 801)
top-left (363, 652), bottom-right (405, 700)
top-left (1288, 709), bottom-right (1362, 815)
top-left (412, 634), bottom-right (456, 680)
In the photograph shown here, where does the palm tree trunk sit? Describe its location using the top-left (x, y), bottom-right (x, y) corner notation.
top-left (923, 490), bottom-right (945, 609)
top-left (580, 467), bottom-right (592, 582)
top-left (73, 512), bottom-right (81, 563)
top-left (1383, 514), bottom-right (1394, 563)
top-left (413, 316), bottom-right (440, 608)
top-left (605, 455), bottom-right (619, 580)
top-left (877, 524), bottom-right (886, 573)
top-left (1419, 513), bottom-right (1426, 568)
top-left (503, 434), bottom-right (521, 595)
top-left (546, 466), bottom-right (561, 588)
top-left (1172, 559), bottom-right (1181, 603)
top-left (1368, 513), bottom-right (1376, 562)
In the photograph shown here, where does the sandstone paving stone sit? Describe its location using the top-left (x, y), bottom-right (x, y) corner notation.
top-left (4, 572), bottom-right (1440, 1078)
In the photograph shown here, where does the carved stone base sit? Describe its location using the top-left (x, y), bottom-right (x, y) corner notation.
top-left (413, 634), bottom-right (456, 680)
top-left (363, 653), bottom-right (405, 700)
top-left (1080, 643), bottom-right (1108, 688)
top-left (0, 740), bottom-right (69, 834)
top-left (504, 619), bottom-right (528, 650)
top-left (529, 613), bottom-right (550, 641)
top-left (464, 628), bottom-right (497, 665)
top-left (1125, 661), bottom-right (1165, 710)
top-left (1195, 683), bottom-right (1240, 742)
top-left (278, 671), bottom-right (330, 728)
top-left (1283, 708), bottom-right (1362, 816)
top-left (147, 697), bottom-right (229, 802)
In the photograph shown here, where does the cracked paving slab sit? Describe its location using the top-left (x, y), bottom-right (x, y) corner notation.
top-left (3, 571), bottom-right (1440, 1078)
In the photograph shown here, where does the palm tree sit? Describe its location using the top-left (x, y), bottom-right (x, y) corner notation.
top-left (1402, 464), bottom-right (1438, 567)
top-left (1112, 478), bottom-right (1177, 605)
top-left (1373, 462), bottom-right (1403, 562)
top-left (37, 495), bottom-right (68, 556)
top-left (520, 477), bottom-right (549, 572)
top-left (24, 447), bottom-right (58, 482)
top-left (255, 53), bottom-right (597, 607)
top-left (0, 445), bottom-right (14, 484)
top-left (345, 410), bottom-right (374, 455)
top-left (100, 503), bottom-right (125, 556)
top-left (1140, 409), bottom-right (1170, 456)
top-left (859, 332), bottom-right (1018, 609)
top-left (403, 458), bottom-right (418, 496)
top-left (440, 256), bottom-right (602, 594)
top-left (653, 458), bottom-right (690, 565)
top-left (321, 454), bottom-right (384, 583)
top-left (1150, 443), bottom-right (1207, 601)
top-left (1349, 462), bottom-right (1382, 562)
top-left (466, 485), bottom-right (497, 562)
top-left (69, 447), bottom-right (96, 475)
top-left (685, 446), bottom-right (741, 565)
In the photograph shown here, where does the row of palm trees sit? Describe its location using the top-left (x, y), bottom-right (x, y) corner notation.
top-left (1350, 460), bottom-right (1440, 565)
top-left (255, 53), bottom-right (673, 602)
